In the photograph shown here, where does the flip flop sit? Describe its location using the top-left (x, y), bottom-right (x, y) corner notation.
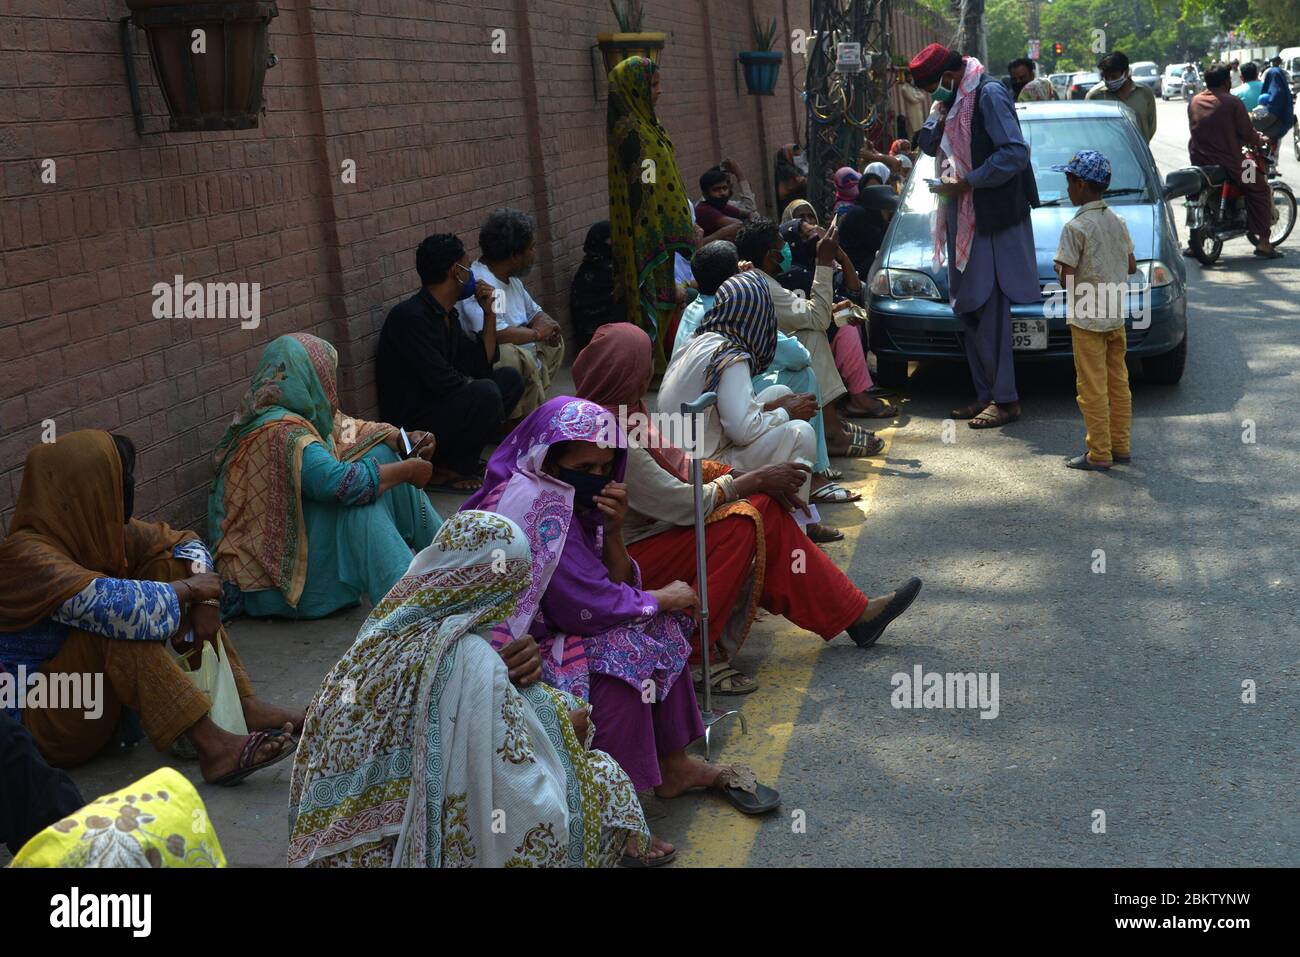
top-left (846, 577), bottom-right (923, 648)
top-left (968, 404), bottom-right (1020, 429)
top-left (816, 467), bottom-right (844, 481)
top-left (210, 729), bottom-right (296, 787)
top-left (711, 764), bottom-right (781, 815)
top-left (1253, 248), bottom-right (1285, 259)
top-left (806, 523), bottom-right (845, 544)
top-left (810, 481), bottom-right (861, 504)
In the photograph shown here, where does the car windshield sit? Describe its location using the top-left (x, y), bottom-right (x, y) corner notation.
top-left (1133, 65), bottom-right (1157, 76)
top-left (1027, 117), bottom-right (1153, 205)
top-left (1168, 66), bottom-right (1184, 76)
top-left (899, 114), bottom-right (1154, 214)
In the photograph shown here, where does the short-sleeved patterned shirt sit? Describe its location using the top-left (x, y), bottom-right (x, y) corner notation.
top-left (1054, 200), bottom-right (1135, 332)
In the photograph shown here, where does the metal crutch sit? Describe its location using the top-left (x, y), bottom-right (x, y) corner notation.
top-left (680, 393), bottom-right (747, 760)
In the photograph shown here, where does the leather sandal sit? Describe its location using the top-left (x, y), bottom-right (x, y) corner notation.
top-left (711, 764), bottom-right (781, 815)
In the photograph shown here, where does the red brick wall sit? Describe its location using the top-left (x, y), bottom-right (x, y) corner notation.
top-left (0, 0), bottom-right (950, 533)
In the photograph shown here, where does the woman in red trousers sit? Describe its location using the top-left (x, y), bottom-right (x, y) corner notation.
top-left (571, 323), bottom-right (922, 694)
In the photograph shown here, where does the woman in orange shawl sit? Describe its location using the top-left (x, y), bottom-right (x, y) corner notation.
top-left (572, 324), bottom-right (924, 693)
top-left (0, 430), bottom-right (299, 783)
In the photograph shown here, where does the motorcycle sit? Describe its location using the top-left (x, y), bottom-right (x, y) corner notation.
top-left (1170, 144), bottom-right (1297, 265)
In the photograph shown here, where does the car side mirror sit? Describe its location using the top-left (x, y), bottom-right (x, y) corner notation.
top-left (1163, 168), bottom-right (1202, 201)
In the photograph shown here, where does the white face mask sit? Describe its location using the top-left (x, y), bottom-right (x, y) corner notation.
top-left (794, 154), bottom-right (809, 175)
top-left (1105, 71), bottom-right (1128, 92)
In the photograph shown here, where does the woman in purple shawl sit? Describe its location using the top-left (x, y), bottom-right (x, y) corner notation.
top-left (463, 397), bottom-right (780, 865)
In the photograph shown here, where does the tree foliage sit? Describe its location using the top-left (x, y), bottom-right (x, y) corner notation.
top-left (982, 0), bottom-right (1288, 77)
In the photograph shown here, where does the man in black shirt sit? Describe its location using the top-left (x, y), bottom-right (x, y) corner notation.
top-left (377, 234), bottom-right (525, 492)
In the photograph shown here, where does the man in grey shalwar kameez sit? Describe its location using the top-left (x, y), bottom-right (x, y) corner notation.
top-left (909, 43), bottom-right (1039, 428)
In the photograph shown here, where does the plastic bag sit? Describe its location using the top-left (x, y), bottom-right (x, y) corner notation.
top-left (169, 632), bottom-right (248, 736)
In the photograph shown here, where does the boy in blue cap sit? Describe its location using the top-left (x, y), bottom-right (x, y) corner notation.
top-left (1051, 149), bottom-right (1137, 471)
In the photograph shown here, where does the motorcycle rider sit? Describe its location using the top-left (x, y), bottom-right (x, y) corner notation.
top-left (1188, 62), bottom-right (1281, 259)
top-left (1256, 55), bottom-right (1296, 156)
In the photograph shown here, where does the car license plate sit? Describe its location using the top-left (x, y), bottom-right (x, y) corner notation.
top-left (1012, 319), bottom-right (1047, 350)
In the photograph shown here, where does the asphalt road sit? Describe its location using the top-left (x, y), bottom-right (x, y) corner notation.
top-left (12, 98), bottom-right (1296, 869)
top-left (652, 97), bottom-right (1300, 866)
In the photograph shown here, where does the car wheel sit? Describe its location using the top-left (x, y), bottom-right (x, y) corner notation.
top-left (875, 355), bottom-right (910, 389)
top-left (1143, 335), bottom-right (1186, 385)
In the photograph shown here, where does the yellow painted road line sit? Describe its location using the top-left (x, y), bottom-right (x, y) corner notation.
top-left (677, 424), bottom-right (899, 866)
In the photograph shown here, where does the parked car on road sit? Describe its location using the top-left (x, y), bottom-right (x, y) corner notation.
top-left (1131, 61), bottom-right (1161, 92)
top-left (1161, 63), bottom-right (1189, 99)
top-left (1048, 72), bottom-right (1072, 99)
top-left (867, 100), bottom-right (1188, 387)
top-left (1068, 72), bottom-right (1100, 99)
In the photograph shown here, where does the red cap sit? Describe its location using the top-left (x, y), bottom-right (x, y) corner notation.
top-left (908, 42), bottom-right (953, 86)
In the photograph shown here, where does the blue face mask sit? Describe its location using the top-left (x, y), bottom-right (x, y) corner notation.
top-left (455, 264), bottom-right (477, 301)
top-left (557, 467), bottom-right (611, 510)
top-left (779, 243), bottom-right (793, 272)
top-left (932, 76), bottom-right (956, 104)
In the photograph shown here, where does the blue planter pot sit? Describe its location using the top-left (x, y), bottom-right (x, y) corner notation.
top-left (738, 50), bottom-right (783, 95)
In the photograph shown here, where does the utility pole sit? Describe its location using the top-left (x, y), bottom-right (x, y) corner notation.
top-left (954, 0), bottom-right (987, 64)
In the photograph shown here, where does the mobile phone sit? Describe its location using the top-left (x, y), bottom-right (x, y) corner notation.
top-left (925, 177), bottom-right (943, 187)
top-left (398, 427), bottom-right (414, 458)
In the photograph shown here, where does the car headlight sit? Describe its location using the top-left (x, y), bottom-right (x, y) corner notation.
top-left (1133, 260), bottom-right (1173, 287)
top-left (871, 268), bottom-right (942, 300)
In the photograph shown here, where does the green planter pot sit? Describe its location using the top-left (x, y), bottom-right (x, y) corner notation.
top-left (739, 50), bottom-right (783, 95)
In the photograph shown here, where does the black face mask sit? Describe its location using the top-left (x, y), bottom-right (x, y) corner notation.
top-left (557, 467), bottom-right (610, 510)
top-left (704, 193), bottom-right (731, 210)
top-left (1011, 79), bottom-right (1028, 95)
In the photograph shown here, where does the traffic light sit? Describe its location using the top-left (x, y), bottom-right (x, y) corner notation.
top-left (1053, 41), bottom-right (1063, 55)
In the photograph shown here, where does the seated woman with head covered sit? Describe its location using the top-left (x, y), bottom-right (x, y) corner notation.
top-left (0, 431), bottom-right (300, 784)
top-left (462, 397), bottom-right (782, 865)
top-left (575, 323), bottom-right (924, 694)
top-left (289, 509), bottom-right (649, 868)
top-left (209, 333), bottom-right (442, 620)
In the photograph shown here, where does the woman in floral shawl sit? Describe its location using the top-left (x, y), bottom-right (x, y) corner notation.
top-left (288, 510), bottom-right (648, 868)
top-left (607, 56), bottom-right (697, 371)
top-left (208, 333), bottom-right (442, 620)
top-left (463, 397), bottom-right (782, 865)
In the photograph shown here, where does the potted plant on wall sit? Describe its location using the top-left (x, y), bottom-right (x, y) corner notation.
top-left (738, 16), bottom-right (783, 95)
top-left (597, 0), bottom-right (666, 75)
top-left (123, 0), bottom-right (279, 131)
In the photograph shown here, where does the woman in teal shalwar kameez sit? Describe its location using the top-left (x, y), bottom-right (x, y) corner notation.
top-left (208, 334), bottom-right (441, 619)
